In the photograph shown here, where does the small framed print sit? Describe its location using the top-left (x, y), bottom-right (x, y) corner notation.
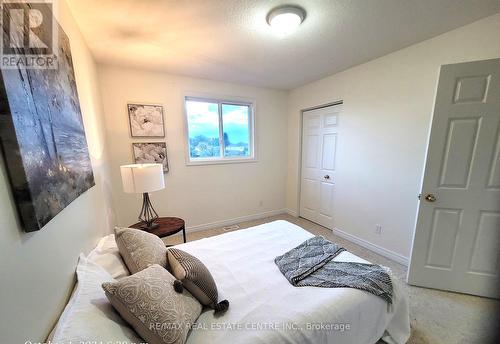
top-left (132, 142), bottom-right (169, 172)
top-left (128, 103), bottom-right (165, 137)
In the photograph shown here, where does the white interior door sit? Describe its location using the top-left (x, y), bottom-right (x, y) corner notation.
top-left (300, 104), bottom-right (342, 229)
top-left (408, 58), bottom-right (500, 298)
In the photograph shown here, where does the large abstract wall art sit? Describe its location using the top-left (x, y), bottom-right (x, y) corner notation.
top-left (0, 5), bottom-right (94, 232)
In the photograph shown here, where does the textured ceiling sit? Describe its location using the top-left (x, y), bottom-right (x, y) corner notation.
top-left (67, 0), bottom-right (500, 90)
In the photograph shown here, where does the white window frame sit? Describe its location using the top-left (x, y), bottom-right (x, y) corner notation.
top-left (184, 95), bottom-right (256, 165)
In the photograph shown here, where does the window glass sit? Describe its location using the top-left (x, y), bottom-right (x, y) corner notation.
top-left (185, 97), bottom-right (254, 163)
top-left (222, 103), bottom-right (250, 157)
top-left (186, 100), bottom-right (221, 159)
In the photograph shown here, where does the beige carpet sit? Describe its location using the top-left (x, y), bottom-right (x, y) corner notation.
top-left (163, 214), bottom-right (499, 344)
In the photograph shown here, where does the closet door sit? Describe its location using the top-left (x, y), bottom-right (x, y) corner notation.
top-left (300, 105), bottom-right (341, 229)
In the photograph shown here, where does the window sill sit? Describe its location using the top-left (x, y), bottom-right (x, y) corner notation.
top-left (186, 157), bottom-right (258, 166)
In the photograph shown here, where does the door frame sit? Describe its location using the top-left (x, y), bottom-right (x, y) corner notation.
top-left (406, 78), bottom-right (438, 283)
top-left (297, 100), bottom-right (343, 223)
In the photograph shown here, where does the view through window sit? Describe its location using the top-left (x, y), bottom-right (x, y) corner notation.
top-left (185, 97), bottom-right (254, 163)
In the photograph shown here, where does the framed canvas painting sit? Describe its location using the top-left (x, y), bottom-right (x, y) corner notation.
top-left (128, 103), bottom-right (165, 137)
top-left (0, 4), bottom-right (95, 232)
top-left (132, 142), bottom-right (169, 172)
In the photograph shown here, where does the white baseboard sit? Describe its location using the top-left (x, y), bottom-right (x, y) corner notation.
top-left (332, 227), bottom-right (409, 266)
top-left (185, 209), bottom-right (287, 233)
top-left (177, 209), bottom-right (409, 266)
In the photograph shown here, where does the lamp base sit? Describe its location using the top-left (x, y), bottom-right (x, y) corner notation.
top-left (138, 192), bottom-right (159, 231)
top-left (139, 222), bottom-right (159, 231)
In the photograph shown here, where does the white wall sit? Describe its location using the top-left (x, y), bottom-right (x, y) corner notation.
top-left (97, 66), bottom-right (288, 230)
top-left (0, 1), bottom-right (113, 342)
top-left (287, 13), bottom-right (500, 261)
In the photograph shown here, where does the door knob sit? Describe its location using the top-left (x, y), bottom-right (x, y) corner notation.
top-left (424, 194), bottom-right (437, 202)
top-left (324, 175), bottom-right (330, 180)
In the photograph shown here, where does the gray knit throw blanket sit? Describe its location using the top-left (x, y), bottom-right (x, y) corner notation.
top-left (275, 236), bottom-right (393, 304)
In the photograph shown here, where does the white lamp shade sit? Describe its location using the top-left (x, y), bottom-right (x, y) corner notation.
top-left (120, 163), bottom-right (165, 194)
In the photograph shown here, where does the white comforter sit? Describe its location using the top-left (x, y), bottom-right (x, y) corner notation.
top-left (53, 220), bottom-right (410, 344)
top-left (174, 220), bottom-right (410, 344)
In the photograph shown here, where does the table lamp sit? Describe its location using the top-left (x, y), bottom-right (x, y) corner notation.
top-left (120, 163), bottom-right (165, 230)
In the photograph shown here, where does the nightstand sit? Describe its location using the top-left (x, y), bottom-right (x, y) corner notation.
top-left (130, 217), bottom-right (186, 243)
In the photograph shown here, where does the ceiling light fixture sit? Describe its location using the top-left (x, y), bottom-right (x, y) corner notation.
top-left (267, 5), bottom-right (306, 36)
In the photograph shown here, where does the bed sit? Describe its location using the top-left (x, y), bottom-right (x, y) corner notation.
top-left (50, 220), bottom-right (410, 344)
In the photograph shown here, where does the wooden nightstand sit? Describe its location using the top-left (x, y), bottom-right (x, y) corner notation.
top-left (130, 217), bottom-right (186, 243)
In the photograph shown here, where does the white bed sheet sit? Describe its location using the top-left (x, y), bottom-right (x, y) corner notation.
top-left (83, 220), bottom-right (410, 344)
top-left (174, 220), bottom-right (410, 344)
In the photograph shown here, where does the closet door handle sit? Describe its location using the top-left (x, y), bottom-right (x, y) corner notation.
top-left (424, 194), bottom-right (437, 202)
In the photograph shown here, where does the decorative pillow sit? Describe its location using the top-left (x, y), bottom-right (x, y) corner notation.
top-left (167, 248), bottom-right (229, 313)
top-left (102, 264), bottom-right (202, 344)
top-left (114, 226), bottom-right (167, 274)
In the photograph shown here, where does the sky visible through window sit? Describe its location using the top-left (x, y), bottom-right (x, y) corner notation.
top-left (186, 100), bottom-right (220, 158)
top-left (186, 99), bottom-right (251, 159)
top-left (222, 104), bottom-right (250, 157)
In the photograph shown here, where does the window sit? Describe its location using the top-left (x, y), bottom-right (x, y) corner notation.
top-left (185, 96), bottom-right (254, 164)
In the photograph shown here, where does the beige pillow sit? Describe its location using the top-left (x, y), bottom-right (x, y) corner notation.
top-left (114, 227), bottom-right (167, 274)
top-left (168, 248), bottom-right (229, 313)
top-left (102, 264), bottom-right (201, 344)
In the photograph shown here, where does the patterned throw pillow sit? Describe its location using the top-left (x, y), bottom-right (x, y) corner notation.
top-left (102, 264), bottom-right (201, 344)
top-left (114, 227), bottom-right (167, 274)
top-left (167, 248), bottom-right (229, 314)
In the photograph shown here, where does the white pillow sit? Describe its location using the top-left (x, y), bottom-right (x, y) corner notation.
top-left (87, 234), bottom-right (130, 279)
top-left (51, 254), bottom-right (142, 343)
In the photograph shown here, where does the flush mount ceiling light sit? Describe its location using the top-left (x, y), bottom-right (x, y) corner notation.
top-left (267, 5), bottom-right (306, 36)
